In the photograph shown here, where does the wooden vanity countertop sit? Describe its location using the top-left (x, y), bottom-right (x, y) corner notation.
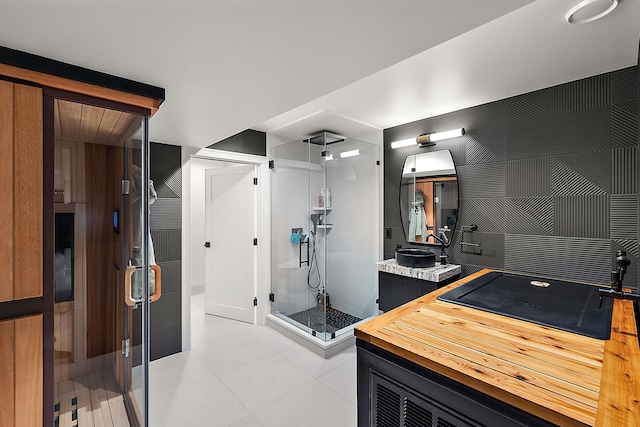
top-left (355, 269), bottom-right (640, 426)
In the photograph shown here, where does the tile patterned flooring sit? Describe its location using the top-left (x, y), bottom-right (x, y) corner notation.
top-left (149, 294), bottom-right (357, 427)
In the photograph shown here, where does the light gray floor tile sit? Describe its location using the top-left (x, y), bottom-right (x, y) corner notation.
top-left (284, 344), bottom-right (355, 378)
top-left (229, 415), bottom-right (262, 427)
top-left (252, 381), bottom-right (357, 427)
top-left (218, 352), bottom-right (315, 413)
top-left (318, 356), bottom-right (357, 404)
top-left (149, 349), bottom-right (216, 399)
top-left (194, 330), bottom-right (277, 374)
top-left (150, 376), bottom-right (249, 427)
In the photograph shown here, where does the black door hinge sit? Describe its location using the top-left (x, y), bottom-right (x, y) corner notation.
top-left (269, 293), bottom-right (275, 302)
top-left (269, 160), bottom-right (274, 169)
top-left (376, 160), bottom-right (380, 165)
top-left (253, 177), bottom-right (258, 185)
top-left (253, 238), bottom-right (258, 245)
top-left (253, 297), bottom-right (258, 306)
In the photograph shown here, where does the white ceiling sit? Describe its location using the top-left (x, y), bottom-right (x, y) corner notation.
top-left (0, 0), bottom-right (638, 148)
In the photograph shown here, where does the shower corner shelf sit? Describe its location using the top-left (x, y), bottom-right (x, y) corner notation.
top-left (312, 207), bottom-right (332, 211)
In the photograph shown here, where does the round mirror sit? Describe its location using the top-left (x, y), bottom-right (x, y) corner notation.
top-left (399, 150), bottom-right (458, 246)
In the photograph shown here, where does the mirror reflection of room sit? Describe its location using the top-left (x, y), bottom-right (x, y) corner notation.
top-left (401, 150), bottom-right (458, 246)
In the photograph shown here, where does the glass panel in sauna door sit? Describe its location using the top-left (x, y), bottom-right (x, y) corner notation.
top-left (121, 118), bottom-right (154, 427)
top-left (52, 98), bottom-right (151, 426)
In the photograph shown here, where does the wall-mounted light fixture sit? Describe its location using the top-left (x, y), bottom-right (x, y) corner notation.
top-left (390, 128), bottom-right (465, 149)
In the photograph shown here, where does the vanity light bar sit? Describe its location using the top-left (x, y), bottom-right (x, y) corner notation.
top-left (390, 128), bottom-right (465, 149)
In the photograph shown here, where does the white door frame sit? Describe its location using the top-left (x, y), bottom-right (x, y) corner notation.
top-left (181, 147), bottom-right (271, 351)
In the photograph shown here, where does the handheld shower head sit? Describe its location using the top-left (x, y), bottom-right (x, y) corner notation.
top-left (310, 213), bottom-right (323, 234)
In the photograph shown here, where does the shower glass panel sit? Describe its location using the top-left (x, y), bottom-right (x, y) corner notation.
top-left (271, 132), bottom-right (379, 341)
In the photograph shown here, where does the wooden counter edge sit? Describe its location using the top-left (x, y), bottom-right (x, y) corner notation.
top-left (596, 298), bottom-right (640, 426)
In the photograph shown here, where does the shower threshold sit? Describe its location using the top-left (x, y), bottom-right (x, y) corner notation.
top-left (267, 311), bottom-right (372, 358)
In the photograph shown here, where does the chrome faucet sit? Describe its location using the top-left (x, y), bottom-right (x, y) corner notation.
top-left (427, 233), bottom-right (448, 265)
top-left (598, 250), bottom-right (640, 307)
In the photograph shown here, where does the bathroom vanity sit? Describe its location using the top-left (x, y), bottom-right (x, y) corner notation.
top-left (356, 269), bottom-right (640, 426)
top-left (376, 259), bottom-right (461, 311)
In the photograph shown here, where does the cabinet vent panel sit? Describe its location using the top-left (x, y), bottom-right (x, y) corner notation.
top-left (376, 383), bottom-right (401, 427)
top-left (404, 398), bottom-right (433, 427)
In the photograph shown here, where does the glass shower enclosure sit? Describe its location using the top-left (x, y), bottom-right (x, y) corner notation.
top-left (270, 132), bottom-right (379, 342)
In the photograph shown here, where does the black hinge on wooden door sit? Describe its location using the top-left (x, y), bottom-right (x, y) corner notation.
top-left (253, 177), bottom-right (258, 185)
top-left (253, 297), bottom-right (258, 306)
top-left (269, 293), bottom-right (275, 302)
top-left (253, 238), bottom-right (258, 245)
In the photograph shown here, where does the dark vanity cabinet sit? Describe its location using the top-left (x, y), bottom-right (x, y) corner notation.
top-left (378, 270), bottom-right (460, 312)
top-left (357, 340), bottom-right (554, 427)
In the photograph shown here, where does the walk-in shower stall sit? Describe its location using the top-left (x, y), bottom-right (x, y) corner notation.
top-left (268, 132), bottom-right (379, 357)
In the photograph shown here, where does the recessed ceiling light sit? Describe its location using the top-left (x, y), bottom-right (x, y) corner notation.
top-left (565, 0), bottom-right (618, 24)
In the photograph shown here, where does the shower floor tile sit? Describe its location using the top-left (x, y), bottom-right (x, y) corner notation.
top-left (286, 306), bottom-right (362, 334)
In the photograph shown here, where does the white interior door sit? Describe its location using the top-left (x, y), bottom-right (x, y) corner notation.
top-left (204, 165), bottom-right (256, 323)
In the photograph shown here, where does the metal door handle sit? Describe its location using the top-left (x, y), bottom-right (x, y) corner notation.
top-left (124, 264), bottom-right (162, 306)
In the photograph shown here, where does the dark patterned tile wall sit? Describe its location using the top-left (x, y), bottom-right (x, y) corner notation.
top-left (150, 142), bottom-right (182, 361)
top-left (383, 65), bottom-right (639, 288)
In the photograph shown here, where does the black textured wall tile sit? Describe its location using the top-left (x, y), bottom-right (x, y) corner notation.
top-left (208, 129), bottom-right (266, 156)
top-left (149, 142), bottom-right (182, 360)
top-left (554, 74), bottom-right (610, 114)
top-left (610, 66), bottom-right (638, 103)
top-left (464, 127), bottom-right (505, 165)
top-left (151, 229), bottom-right (182, 262)
top-left (157, 260), bottom-right (182, 294)
top-left (456, 232), bottom-right (505, 269)
top-left (506, 107), bottom-right (610, 160)
top-left (554, 195), bottom-right (610, 238)
top-left (434, 100), bottom-right (504, 131)
top-left (505, 235), bottom-right (611, 284)
top-left (457, 163), bottom-right (505, 198)
top-left (505, 197), bottom-right (554, 236)
top-left (384, 199), bottom-right (402, 229)
top-left (612, 147), bottom-right (638, 194)
top-left (506, 157), bottom-right (550, 197)
top-left (152, 165), bottom-right (182, 198)
top-left (551, 151), bottom-right (610, 195)
top-left (611, 194), bottom-right (639, 240)
top-left (150, 292), bottom-right (182, 330)
top-left (151, 142), bottom-right (181, 167)
top-left (150, 198), bottom-right (182, 230)
top-left (611, 102), bottom-right (638, 148)
top-left (505, 88), bottom-right (554, 124)
top-left (150, 323), bottom-right (182, 361)
top-left (459, 198), bottom-right (505, 234)
top-left (383, 66), bottom-right (639, 290)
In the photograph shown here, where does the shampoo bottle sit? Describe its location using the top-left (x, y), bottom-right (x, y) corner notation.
top-left (318, 189), bottom-right (324, 207)
top-left (325, 188), bottom-right (332, 208)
